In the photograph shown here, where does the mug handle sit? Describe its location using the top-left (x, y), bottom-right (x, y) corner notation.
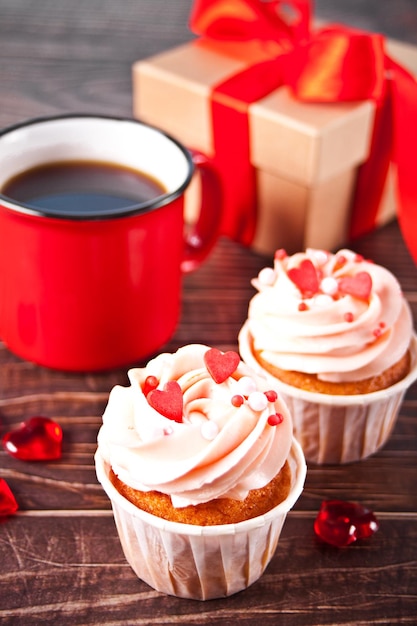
top-left (181, 149), bottom-right (222, 273)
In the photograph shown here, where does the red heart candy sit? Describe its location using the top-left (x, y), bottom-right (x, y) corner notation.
top-left (2, 416), bottom-right (63, 461)
top-left (314, 500), bottom-right (379, 547)
top-left (0, 478), bottom-right (18, 517)
top-left (147, 381), bottom-right (183, 422)
top-left (204, 348), bottom-right (240, 384)
top-left (287, 259), bottom-right (319, 296)
top-left (338, 272), bottom-right (372, 300)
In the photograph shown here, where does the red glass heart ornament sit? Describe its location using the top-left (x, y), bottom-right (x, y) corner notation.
top-left (204, 348), bottom-right (240, 384)
top-left (287, 259), bottom-right (319, 296)
top-left (338, 271), bottom-right (372, 300)
top-left (2, 416), bottom-right (63, 461)
top-left (314, 500), bottom-right (379, 547)
top-left (0, 478), bottom-right (18, 517)
top-left (147, 381), bottom-right (183, 422)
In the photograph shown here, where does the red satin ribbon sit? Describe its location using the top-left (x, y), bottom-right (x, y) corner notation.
top-left (190, 0), bottom-right (311, 243)
top-left (190, 0), bottom-right (417, 263)
top-left (211, 56), bottom-right (288, 243)
top-left (191, 0), bottom-right (311, 46)
top-left (389, 58), bottom-right (417, 265)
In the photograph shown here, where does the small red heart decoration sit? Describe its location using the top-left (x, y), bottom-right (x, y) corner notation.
top-left (0, 478), bottom-right (18, 517)
top-left (338, 272), bottom-right (372, 300)
top-left (147, 381), bottom-right (183, 422)
top-left (2, 416), bottom-right (63, 461)
top-left (287, 259), bottom-right (319, 296)
top-left (314, 500), bottom-right (379, 547)
top-left (204, 348), bottom-right (240, 384)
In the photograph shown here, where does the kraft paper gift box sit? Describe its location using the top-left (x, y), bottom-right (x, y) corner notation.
top-left (133, 30), bottom-right (417, 256)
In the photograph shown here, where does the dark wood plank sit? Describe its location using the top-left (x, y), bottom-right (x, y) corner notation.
top-left (1, 515), bottom-right (416, 625)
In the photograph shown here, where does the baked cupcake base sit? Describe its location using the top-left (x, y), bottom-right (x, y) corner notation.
top-left (109, 462), bottom-right (292, 526)
top-left (239, 324), bottom-right (417, 465)
top-left (254, 349), bottom-right (411, 396)
top-left (95, 439), bottom-right (306, 600)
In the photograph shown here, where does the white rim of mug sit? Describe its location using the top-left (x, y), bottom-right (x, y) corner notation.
top-left (94, 437), bottom-right (307, 537)
top-left (0, 113), bottom-right (194, 221)
top-left (239, 323), bottom-right (417, 407)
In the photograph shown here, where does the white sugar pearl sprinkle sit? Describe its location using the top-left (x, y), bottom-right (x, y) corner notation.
top-left (201, 420), bottom-right (219, 441)
top-left (248, 391), bottom-right (268, 411)
top-left (309, 249), bottom-right (328, 266)
top-left (258, 267), bottom-right (276, 285)
top-left (320, 276), bottom-right (339, 295)
top-left (235, 376), bottom-right (257, 396)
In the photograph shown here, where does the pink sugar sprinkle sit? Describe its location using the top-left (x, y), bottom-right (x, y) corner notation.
top-left (265, 390), bottom-right (278, 402)
top-left (143, 375), bottom-right (159, 396)
top-left (275, 248), bottom-right (287, 260)
top-left (231, 394), bottom-right (244, 407)
top-left (268, 413), bottom-right (284, 426)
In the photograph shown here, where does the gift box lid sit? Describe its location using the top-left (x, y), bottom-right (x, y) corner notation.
top-left (134, 36), bottom-right (417, 187)
top-left (134, 41), bottom-right (249, 156)
top-left (249, 88), bottom-right (375, 185)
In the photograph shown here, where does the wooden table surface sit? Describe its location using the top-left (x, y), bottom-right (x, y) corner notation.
top-left (1, 1), bottom-right (417, 624)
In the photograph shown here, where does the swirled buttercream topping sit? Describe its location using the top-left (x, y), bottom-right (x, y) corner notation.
top-left (97, 345), bottom-right (292, 507)
top-left (247, 248), bottom-right (413, 382)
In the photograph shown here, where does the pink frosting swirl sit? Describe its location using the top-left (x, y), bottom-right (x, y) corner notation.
top-left (97, 345), bottom-right (293, 507)
top-left (247, 249), bottom-right (413, 382)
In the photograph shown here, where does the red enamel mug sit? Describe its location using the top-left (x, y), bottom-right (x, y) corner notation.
top-left (0, 114), bottom-right (221, 371)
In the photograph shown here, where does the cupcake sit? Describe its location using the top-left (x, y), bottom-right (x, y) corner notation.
top-left (239, 248), bottom-right (417, 464)
top-left (95, 344), bottom-right (306, 600)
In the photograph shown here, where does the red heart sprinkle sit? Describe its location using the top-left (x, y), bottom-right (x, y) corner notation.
top-left (204, 348), bottom-right (240, 384)
top-left (287, 259), bottom-right (319, 296)
top-left (0, 478), bottom-right (18, 517)
top-left (338, 272), bottom-right (372, 300)
top-left (147, 381), bottom-right (183, 422)
top-left (314, 500), bottom-right (379, 547)
top-left (2, 416), bottom-right (63, 461)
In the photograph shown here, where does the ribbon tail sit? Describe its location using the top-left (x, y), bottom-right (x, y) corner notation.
top-left (389, 57), bottom-right (417, 265)
top-left (349, 79), bottom-right (392, 240)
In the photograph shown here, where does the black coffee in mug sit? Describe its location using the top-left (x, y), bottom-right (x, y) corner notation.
top-left (0, 160), bottom-right (167, 216)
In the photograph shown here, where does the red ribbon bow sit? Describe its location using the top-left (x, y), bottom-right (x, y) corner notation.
top-left (190, 0), bottom-right (311, 46)
top-left (190, 0), bottom-right (417, 263)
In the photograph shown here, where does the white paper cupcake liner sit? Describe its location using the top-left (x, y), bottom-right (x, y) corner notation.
top-left (239, 324), bottom-right (417, 465)
top-left (95, 439), bottom-right (306, 600)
